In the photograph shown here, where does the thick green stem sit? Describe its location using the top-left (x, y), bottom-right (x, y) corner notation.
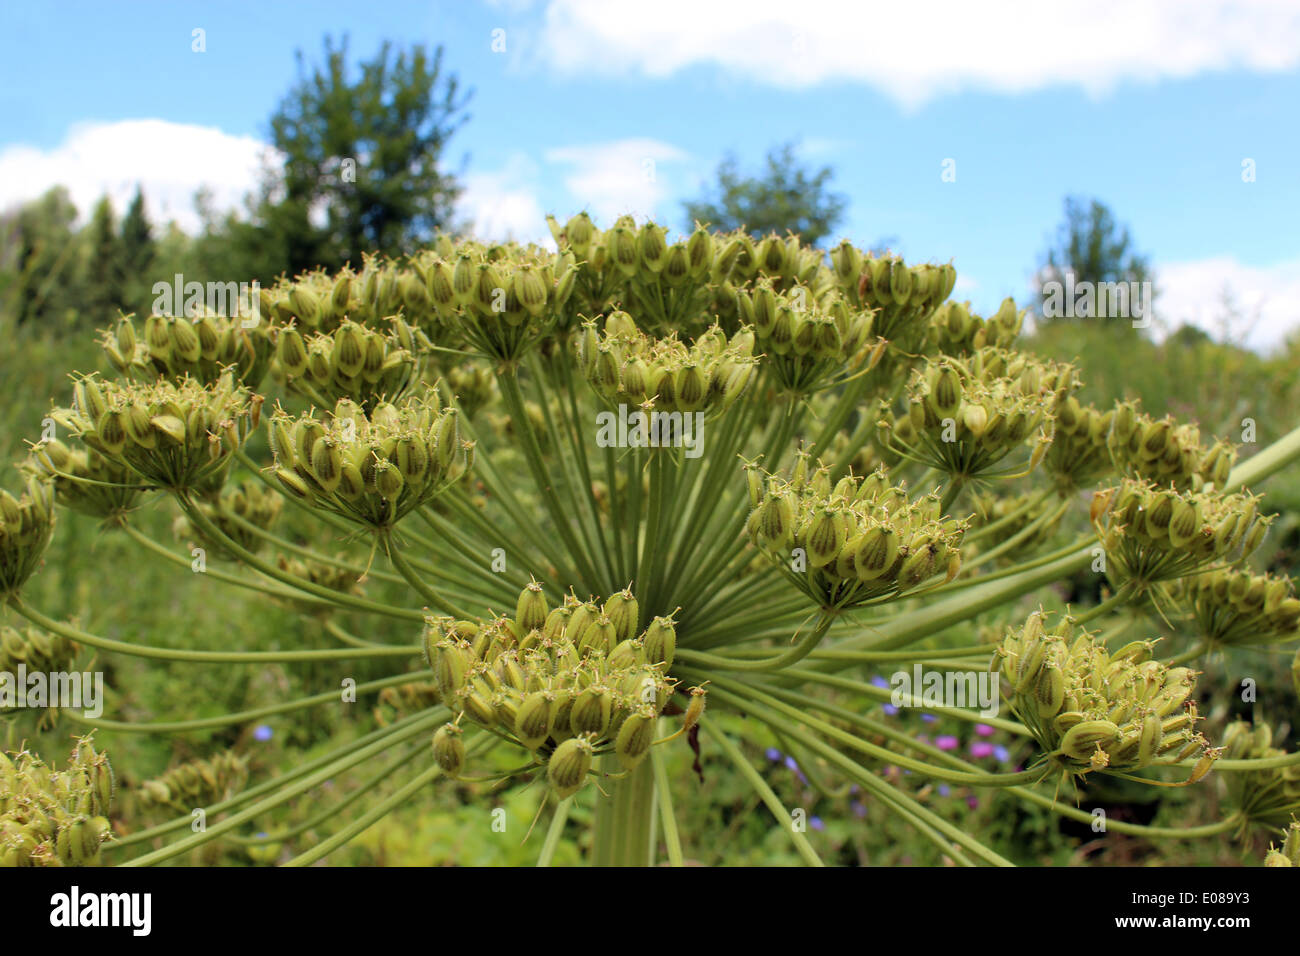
top-left (383, 531), bottom-right (472, 617)
top-left (1072, 583), bottom-right (1136, 625)
top-left (590, 756), bottom-right (658, 866)
top-left (677, 613), bottom-right (833, 672)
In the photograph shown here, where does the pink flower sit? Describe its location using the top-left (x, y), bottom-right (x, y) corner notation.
top-left (975, 724), bottom-right (994, 737)
top-left (970, 741), bottom-right (995, 758)
top-left (935, 735), bottom-right (959, 751)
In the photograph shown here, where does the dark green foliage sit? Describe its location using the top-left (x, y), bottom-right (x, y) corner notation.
top-left (1035, 196), bottom-right (1152, 326)
top-left (224, 35), bottom-right (472, 281)
top-left (118, 186), bottom-right (157, 315)
top-left (81, 197), bottom-right (127, 326)
top-left (684, 141), bottom-right (847, 246)
top-left (5, 187), bottom-right (81, 329)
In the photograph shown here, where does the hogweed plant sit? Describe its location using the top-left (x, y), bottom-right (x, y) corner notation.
top-left (4, 213), bottom-right (1300, 867)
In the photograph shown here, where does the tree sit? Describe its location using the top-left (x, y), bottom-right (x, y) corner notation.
top-left (683, 141), bottom-right (847, 246)
top-left (81, 197), bottom-right (127, 326)
top-left (6, 187), bottom-right (81, 328)
top-left (119, 185), bottom-right (156, 314)
top-left (246, 35), bottom-right (472, 278)
top-left (1035, 197), bottom-right (1153, 326)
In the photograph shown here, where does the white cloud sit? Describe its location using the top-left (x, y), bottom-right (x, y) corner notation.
top-left (1153, 255), bottom-right (1300, 350)
top-left (0, 121), bottom-right (690, 248)
top-left (540, 0), bottom-right (1300, 107)
top-left (456, 153), bottom-right (551, 244)
top-left (544, 138), bottom-right (688, 224)
top-left (0, 119), bottom-right (271, 232)
top-left (796, 137), bottom-right (847, 160)
top-left (455, 139), bottom-right (692, 244)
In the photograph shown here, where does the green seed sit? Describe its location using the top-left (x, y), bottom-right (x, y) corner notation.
top-left (547, 736), bottom-right (594, 799)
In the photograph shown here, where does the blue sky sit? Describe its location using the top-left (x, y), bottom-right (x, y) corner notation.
top-left (3, 0), bottom-right (1299, 345)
